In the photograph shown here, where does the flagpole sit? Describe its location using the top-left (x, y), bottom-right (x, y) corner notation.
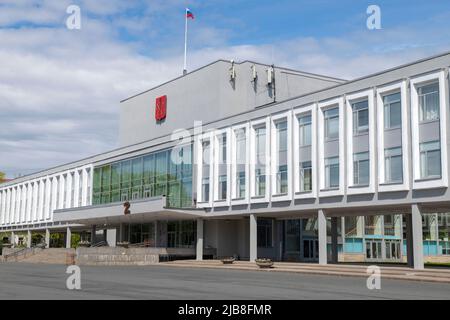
top-left (183, 9), bottom-right (188, 75)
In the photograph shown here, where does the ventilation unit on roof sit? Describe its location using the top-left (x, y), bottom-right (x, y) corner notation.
top-left (229, 60), bottom-right (236, 81)
top-left (267, 65), bottom-right (274, 85)
top-left (251, 64), bottom-right (257, 81)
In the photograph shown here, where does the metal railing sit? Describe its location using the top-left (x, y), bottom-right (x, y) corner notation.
top-left (3, 242), bottom-right (47, 262)
top-left (91, 240), bottom-right (108, 247)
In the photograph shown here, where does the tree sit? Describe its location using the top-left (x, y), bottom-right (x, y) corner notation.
top-left (0, 171), bottom-right (5, 182)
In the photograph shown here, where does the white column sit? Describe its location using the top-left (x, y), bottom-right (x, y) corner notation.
top-left (66, 227), bottom-right (72, 249)
top-left (38, 180), bottom-right (44, 221)
top-left (410, 204), bottom-right (424, 270)
top-left (14, 187), bottom-right (20, 224)
top-left (32, 182), bottom-right (38, 221)
top-left (5, 189), bottom-right (11, 224)
top-left (10, 231), bottom-right (15, 247)
top-left (44, 179), bottom-right (51, 220)
top-left (74, 170), bottom-right (81, 208)
top-left (20, 185), bottom-right (26, 223)
top-left (249, 213), bottom-right (257, 262)
top-left (196, 219), bottom-right (204, 261)
top-left (45, 228), bottom-right (50, 248)
top-left (27, 230), bottom-right (32, 248)
top-left (10, 188), bottom-right (16, 224)
top-left (82, 168), bottom-right (89, 206)
top-left (0, 190), bottom-right (5, 225)
top-left (318, 209), bottom-right (327, 265)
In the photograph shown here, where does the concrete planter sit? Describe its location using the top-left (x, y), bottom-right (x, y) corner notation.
top-left (256, 258), bottom-right (274, 268)
top-left (221, 257), bottom-right (235, 264)
top-left (77, 242), bottom-right (91, 248)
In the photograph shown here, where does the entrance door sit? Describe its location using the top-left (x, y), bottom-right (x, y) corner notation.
top-left (385, 239), bottom-right (401, 261)
top-left (302, 238), bottom-right (319, 261)
top-left (365, 240), bottom-right (382, 260)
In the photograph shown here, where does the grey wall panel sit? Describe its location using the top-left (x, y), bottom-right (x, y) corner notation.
top-left (119, 60), bottom-right (342, 147)
top-left (299, 146), bottom-right (312, 162)
top-left (324, 140), bottom-right (339, 158)
top-left (353, 134), bottom-right (369, 153)
top-left (419, 121), bottom-right (441, 143)
top-left (384, 129), bottom-right (402, 149)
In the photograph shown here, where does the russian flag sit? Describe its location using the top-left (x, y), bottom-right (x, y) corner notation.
top-left (186, 8), bottom-right (194, 19)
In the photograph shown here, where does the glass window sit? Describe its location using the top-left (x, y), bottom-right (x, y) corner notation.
top-left (299, 161), bottom-right (312, 192)
top-left (218, 175), bottom-right (227, 200)
top-left (352, 100), bottom-right (369, 135)
top-left (345, 216), bottom-right (359, 237)
top-left (384, 147), bottom-right (403, 183)
top-left (420, 140), bottom-right (441, 179)
top-left (325, 157), bottom-right (339, 189)
top-left (438, 213), bottom-right (450, 255)
top-left (255, 126), bottom-right (266, 197)
top-left (236, 171), bottom-right (245, 198)
top-left (383, 92), bottom-right (401, 129)
top-left (353, 152), bottom-right (369, 186)
top-left (298, 114), bottom-right (312, 146)
top-left (235, 128), bottom-right (246, 198)
top-left (201, 140), bottom-right (210, 202)
top-left (285, 220), bottom-right (301, 252)
top-left (324, 107), bottom-right (339, 140)
top-left (418, 82), bottom-right (440, 122)
top-left (257, 219), bottom-right (273, 248)
top-left (91, 145), bottom-right (192, 208)
top-left (167, 221), bottom-right (196, 248)
top-left (217, 133), bottom-right (227, 201)
top-left (276, 120), bottom-right (288, 194)
top-left (219, 133), bottom-right (227, 164)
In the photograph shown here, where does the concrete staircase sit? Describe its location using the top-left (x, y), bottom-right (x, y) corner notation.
top-left (160, 260), bottom-right (450, 284)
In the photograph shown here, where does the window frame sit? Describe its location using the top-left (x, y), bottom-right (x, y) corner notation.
top-left (318, 97), bottom-right (344, 197)
top-left (250, 118), bottom-right (270, 203)
top-left (231, 122), bottom-right (250, 205)
top-left (213, 128), bottom-right (231, 205)
top-left (270, 111), bottom-right (292, 202)
top-left (294, 105), bottom-right (317, 199)
top-left (376, 81), bottom-right (409, 192)
top-left (410, 71), bottom-right (448, 190)
top-left (346, 89), bottom-right (375, 195)
top-left (196, 131), bottom-right (214, 208)
top-left (419, 140), bottom-right (442, 180)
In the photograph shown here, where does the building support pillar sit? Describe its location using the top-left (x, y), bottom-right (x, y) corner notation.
top-left (318, 210), bottom-right (327, 265)
top-left (331, 216), bottom-right (339, 264)
top-left (407, 205), bottom-right (424, 270)
top-left (10, 231), bottom-right (15, 248)
top-left (196, 219), bottom-right (204, 261)
top-left (27, 230), bottom-right (32, 248)
top-left (119, 223), bottom-right (124, 243)
top-left (106, 228), bottom-right (117, 247)
top-left (45, 229), bottom-right (50, 248)
top-left (66, 227), bottom-right (72, 249)
top-left (249, 214), bottom-right (257, 262)
top-left (91, 225), bottom-right (96, 245)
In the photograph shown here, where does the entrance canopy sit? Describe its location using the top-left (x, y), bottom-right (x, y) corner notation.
top-left (53, 196), bottom-right (207, 226)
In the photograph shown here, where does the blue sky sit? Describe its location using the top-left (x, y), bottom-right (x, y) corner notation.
top-left (1, 0), bottom-right (450, 177)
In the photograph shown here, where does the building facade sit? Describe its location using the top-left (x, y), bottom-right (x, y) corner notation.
top-left (1, 54), bottom-right (450, 269)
